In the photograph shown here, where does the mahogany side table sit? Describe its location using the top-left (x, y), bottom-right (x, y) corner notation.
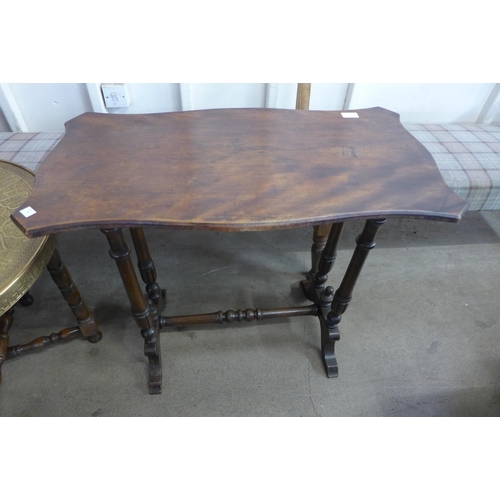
top-left (10, 107), bottom-right (469, 394)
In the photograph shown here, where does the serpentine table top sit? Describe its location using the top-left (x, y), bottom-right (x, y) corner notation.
top-left (11, 107), bottom-right (469, 237)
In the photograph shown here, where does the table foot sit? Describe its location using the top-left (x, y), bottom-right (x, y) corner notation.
top-left (302, 280), bottom-right (340, 376)
top-left (18, 292), bottom-right (34, 307)
top-left (87, 331), bottom-right (103, 343)
top-left (320, 321), bottom-right (340, 378)
top-left (145, 293), bottom-right (165, 394)
top-left (145, 334), bottom-right (162, 394)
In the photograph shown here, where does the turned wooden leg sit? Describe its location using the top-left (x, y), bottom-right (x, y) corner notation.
top-left (302, 222), bottom-right (344, 302)
top-left (130, 228), bottom-right (163, 303)
top-left (0, 309), bottom-right (14, 385)
top-left (46, 248), bottom-right (102, 344)
top-left (19, 292), bottom-right (34, 307)
top-left (309, 224), bottom-right (332, 277)
top-left (311, 222), bottom-right (344, 290)
top-left (322, 219), bottom-right (387, 376)
top-left (102, 228), bottom-right (162, 394)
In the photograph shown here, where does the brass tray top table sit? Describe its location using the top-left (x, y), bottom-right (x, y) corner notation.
top-left (1, 159), bottom-right (101, 385)
top-left (11, 107), bottom-right (469, 394)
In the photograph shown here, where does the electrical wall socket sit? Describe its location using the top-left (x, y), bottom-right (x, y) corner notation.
top-left (101, 84), bottom-right (130, 108)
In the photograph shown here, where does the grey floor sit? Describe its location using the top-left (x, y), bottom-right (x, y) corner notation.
top-left (1, 211), bottom-right (500, 417)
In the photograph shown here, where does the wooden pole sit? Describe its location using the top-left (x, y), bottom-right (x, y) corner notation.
top-left (296, 83), bottom-right (311, 110)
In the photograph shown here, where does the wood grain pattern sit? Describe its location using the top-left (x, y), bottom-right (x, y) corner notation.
top-left (11, 107), bottom-right (469, 237)
top-left (296, 83), bottom-right (311, 110)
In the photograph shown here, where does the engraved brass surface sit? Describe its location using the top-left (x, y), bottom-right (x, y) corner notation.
top-left (0, 160), bottom-right (57, 315)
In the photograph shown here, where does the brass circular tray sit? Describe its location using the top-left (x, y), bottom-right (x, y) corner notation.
top-left (0, 160), bottom-right (57, 315)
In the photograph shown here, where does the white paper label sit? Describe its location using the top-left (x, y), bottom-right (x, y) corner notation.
top-left (341, 112), bottom-right (359, 118)
top-left (20, 206), bottom-right (36, 218)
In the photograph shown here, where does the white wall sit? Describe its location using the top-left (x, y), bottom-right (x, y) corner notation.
top-left (347, 83), bottom-right (497, 123)
top-left (0, 106), bottom-right (10, 131)
top-left (4, 83), bottom-right (93, 131)
top-left (108, 83), bottom-right (182, 114)
top-left (310, 83), bottom-right (350, 110)
top-left (181, 83), bottom-right (268, 110)
top-left (0, 83), bottom-right (499, 132)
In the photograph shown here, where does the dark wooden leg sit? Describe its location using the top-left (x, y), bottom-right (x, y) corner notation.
top-left (309, 224), bottom-right (332, 277)
top-left (46, 248), bottom-right (102, 344)
top-left (301, 219), bottom-right (386, 377)
top-left (101, 228), bottom-right (162, 394)
top-left (302, 222), bottom-right (344, 303)
top-left (302, 222), bottom-right (344, 376)
top-left (322, 219), bottom-right (387, 376)
top-left (0, 309), bottom-right (14, 385)
top-left (130, 228), bottom-right (163, 303)
top-left (313, 222), bottom-right (344, 290)
top-left (19, 292), bottom-right (34, 307)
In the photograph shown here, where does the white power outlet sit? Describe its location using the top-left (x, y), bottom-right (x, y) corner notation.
top-left (101, 84), bottom-right (130, 108)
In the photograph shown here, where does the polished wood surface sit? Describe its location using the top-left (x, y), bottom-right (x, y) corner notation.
top-left (11, 107), bottom-right (468, 237)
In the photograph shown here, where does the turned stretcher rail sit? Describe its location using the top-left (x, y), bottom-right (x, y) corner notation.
top-left (6, 327), bottom-right (81, 360)
top-left (160, 305), bottom-right (318, 328)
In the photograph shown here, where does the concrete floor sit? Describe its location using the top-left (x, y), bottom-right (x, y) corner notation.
top-left (1, 211), bottom-right (499, 416)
